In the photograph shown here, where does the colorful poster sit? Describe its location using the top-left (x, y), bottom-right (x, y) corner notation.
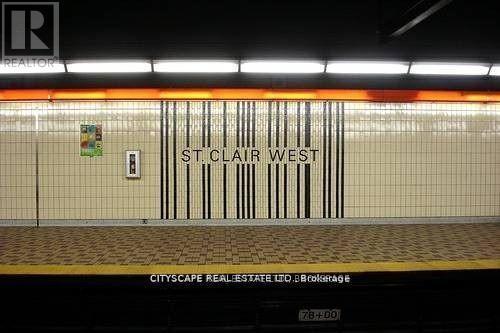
top-left (80, 124), bottom-right (103, 157)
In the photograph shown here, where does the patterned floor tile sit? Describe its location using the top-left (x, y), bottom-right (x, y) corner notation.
top-left (0, 224), bottom-right (499, 265)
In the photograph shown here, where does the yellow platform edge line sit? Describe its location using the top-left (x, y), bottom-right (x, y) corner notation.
top-left (0, 259), bottom-right (499, 275)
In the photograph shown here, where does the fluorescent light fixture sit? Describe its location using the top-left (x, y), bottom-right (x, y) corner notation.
top-left (154, 60), bottom-right (238, 73)
top-left (0, 61), bottom-right (65, 74)
top-left (66, 61), bottom-right (151, 73)
top-left (410, 62), bottom-right (489, 76)
top-left (326, 61), bottom-right (409, 74)
top-left (241, 60), bottom-right (324, 73)
top-left (489, 65), bottom-right (500, 76)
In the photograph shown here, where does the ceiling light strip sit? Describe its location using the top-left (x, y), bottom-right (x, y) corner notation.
top-left (0, 59), bottom-right (499, 76)
top-left (326, 61), bottom-right (409, 74)
top-left (66, 61), bottom-right (152, 73)
top-left (153, 60), bottom-right (238, 73)
top-left (409, 62), bottom-right (490, 76)
top-left (240, 61), bottom-right (325, 73)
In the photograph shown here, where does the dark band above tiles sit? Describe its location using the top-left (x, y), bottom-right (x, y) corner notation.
top-left (1, 74), bottom-right (499, 90)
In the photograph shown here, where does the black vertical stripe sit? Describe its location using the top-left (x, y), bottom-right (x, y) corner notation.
top-left (246, 102), bottom-right (251, 148)
top-left (252, 164), bottom-right (256, 218)
top-left (186, 165), bottom-right (190, 219)
top-left (297, 102), bottom-right (301, 147)
top-left (341, 102), bottom-right (345, 218)
top-left (202, 101), bottom-right (206, 148)
top-left (207, 164), bottom-right (211, 219)
top-left (160, 101), bottom-right (164, 219)
top-left (328, 102), bottom-right (332, 218)
top-left (297, 164), bottom-right (300, 218)
top-left (223, 164), bottom-right (227, 219)
top-left (237, 102), bottom-right (240, 147)
top-left (335, 102), bottom-right (340, 219)
top-left (284, 164), bottom-right (287, 219)
top-left (305, 102), bottom-right (311, 147)
top-left (322, 102), bottom-right (327, 218)
top-left (186, 102), bottom-right (190, 220)
top-left (165, 101), bottom-right (169, 219)
top-left (252, 102), bottom-right (256, 218)
top-left (247, 163), bottom-right (251, 218)
top-left (223, 102), bottom-right (227, 148)
top-left (275, 102), bottom-right (280, 219)
top-left (207, 101), bottom-right (211, 219)
top-left (241, 164), bottom-right (245, 218)
top-left (186, 102), bottom-right (190, 147)
top-left (275, 163), bottom-right (279, 218)
top-left (284, 102), bottom-right (288, 148)
top-left (238, 101), bottom-right (242, 218)
top-left (297, 102), bottom-right (301, 219)
top-left (252, 102), bottom-right (256, 148)
top-left (173, 102), bottom-right (178, 219)
top-left (305, 164), bottom-right (311, 218)
top-left (202, 164), bottom-right (206, 219)
top-left (241, 101), bottom-right (245, 150)
top-left (236, 164), bottom-right (240, 219)
top-left (207, 102), bottom-right (211, 147)
top-left (276, 102), bottom-right (280, 147)
top-left (267, 163), bottom-right (271, 218)
top-left (267, 101), bottom-right (272, 148)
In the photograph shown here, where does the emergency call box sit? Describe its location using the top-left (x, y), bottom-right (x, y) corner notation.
top-left (126, 150), bottom-right (141, 178)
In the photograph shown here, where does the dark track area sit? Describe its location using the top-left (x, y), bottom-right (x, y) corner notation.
top-left (2, 270), bottom-right (499, 332)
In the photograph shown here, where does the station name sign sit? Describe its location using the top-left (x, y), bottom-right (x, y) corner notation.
top-left (181, 148), bottom-right (320, 163)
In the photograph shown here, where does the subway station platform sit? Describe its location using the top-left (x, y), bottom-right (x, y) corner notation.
top-left (1, 222), bottom-right (499, 274)
top-left (1, 222), bottom-right (500, 332)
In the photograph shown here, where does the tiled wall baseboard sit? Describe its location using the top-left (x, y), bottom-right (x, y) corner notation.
top-left (1, 216), bottom-right (499, 227)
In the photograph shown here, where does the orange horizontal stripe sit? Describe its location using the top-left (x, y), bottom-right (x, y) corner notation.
top-left (0, 88), bottom-right (500, 102)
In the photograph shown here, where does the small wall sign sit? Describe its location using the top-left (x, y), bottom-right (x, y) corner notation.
top-left (125, 150), bottom-right (141, 178)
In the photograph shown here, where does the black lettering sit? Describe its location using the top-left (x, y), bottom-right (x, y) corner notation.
top-left (193, 149), bottom-right (202, 162)
top-left (181, 149), bottom-right (190, 162)
top-left (251, 149), bottom-right (260, 162)
top-left (222, 149), bottom-right (230, 162)
top-left (310, 149), bottom-right (319, 162)
top-left (210, 149), bottom-right (219, 162)
top-left (182, 148), bottom-right (318, 164)
top-left (299, 149), bottom-right (308, 162)
top-left (233, 150), bottom-right (242, 162)
top-left (269, 149), bottom-right (286, 162)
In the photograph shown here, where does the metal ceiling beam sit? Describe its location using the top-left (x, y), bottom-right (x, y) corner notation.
top-left (380, 0), bottom-right (454, 42)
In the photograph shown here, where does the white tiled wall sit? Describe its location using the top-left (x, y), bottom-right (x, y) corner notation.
top-left (345, 102), bottom-right (500, 217)
top-left (1, 101), bottom-right (160, 219)
top-left (0, 100), bottom-right (499, 220)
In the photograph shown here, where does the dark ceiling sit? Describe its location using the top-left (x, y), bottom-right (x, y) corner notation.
top-left (57, 0), bottom-right (499, 61)
top-left (1, 0), bottom-right (500, 90)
